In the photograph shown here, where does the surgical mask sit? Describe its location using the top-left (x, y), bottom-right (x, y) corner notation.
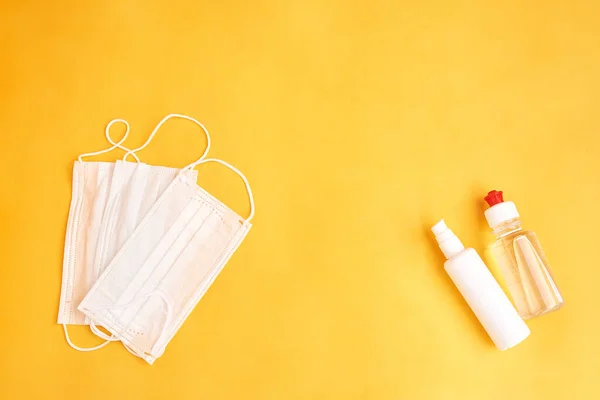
top-left (90, 115), bottom-right (210, 320)
top-left (78, 157), bottom-right (255, 364)
top-left (61, 115), bottom-right (210, 350)
top-left (58, 119), bottom-right (139, 327)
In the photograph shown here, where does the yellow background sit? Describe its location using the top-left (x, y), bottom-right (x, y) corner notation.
top-left (1, 0), bottom-right (599, 399)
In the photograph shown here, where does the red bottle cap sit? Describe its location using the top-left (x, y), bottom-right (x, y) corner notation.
top-left (484, 190), bottom-right (504, 207)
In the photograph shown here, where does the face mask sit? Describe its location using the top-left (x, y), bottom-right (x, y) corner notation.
top-left (58, 119), bottom-right (139, 327)
top-left (90, 114), bottom-right (209, 322)
top-left (92, 162), bottom-right (198, 289)
top-left (78, 157), bottom-right (255, 364)
top-left (61, 114), bottom-right (210, 350)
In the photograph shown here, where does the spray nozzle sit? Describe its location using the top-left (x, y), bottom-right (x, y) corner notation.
top-left (484, 190), bottom-right (504, 207)
top-left (431, 219), bottom-right (465, 259)
top-left (431, 219), bottom-right (449, 236)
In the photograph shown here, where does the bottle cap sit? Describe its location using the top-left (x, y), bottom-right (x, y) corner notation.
top-left (484, 190), bottom-right (519, 228)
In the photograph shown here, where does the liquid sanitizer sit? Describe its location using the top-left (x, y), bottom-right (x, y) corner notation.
top-left (484, 190), bottom-right (564, 319)
top-left (432, 219), bottom-right (530, 350)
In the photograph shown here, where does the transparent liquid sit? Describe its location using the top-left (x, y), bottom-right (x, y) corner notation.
top-left (491, 227), bottom-right (564, 319)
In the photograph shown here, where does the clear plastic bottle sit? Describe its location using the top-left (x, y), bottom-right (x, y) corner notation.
top-left (484, 190), bottom-right (564, 319)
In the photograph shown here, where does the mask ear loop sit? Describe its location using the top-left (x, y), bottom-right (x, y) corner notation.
top-left (182, 158), bottom-right (255, 222)
top-left (123, 292), bottom-right (173, 360)
top-left (77, 119), bottom-right (141, 163)
top-left (62, 324), bottom-right (114, 352)
top-left (122, 114), bottom-right (211, 165)
top-left (86, 291), bottom-right (173, 360)
top-left (90, 322), bottom-right (120, 341)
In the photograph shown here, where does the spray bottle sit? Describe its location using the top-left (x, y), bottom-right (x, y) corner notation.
top-left (432, 219), bottom-right (530, 350)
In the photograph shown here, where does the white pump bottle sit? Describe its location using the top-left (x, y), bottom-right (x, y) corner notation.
top-left (432, 219), bottom-right (530, 350)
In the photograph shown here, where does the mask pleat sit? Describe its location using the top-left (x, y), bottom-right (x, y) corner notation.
top-left (114, 203), bottom-right (211, 327)
top-left (61, 162), bottom-right (115, 325)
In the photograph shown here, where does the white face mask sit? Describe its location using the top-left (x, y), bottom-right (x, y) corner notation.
top-left (78, 158), bottom-right (255, 364)
top-left (60, 115), bottom-right (210, 351)
top-left (92, 162), bottom-right (198, 288)
top-left (58, 120), bottom-right (139, 326)
top-left (90, 114), bottom-right (210, 322)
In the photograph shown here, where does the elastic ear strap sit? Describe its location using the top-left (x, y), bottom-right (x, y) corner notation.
top-left (122, 292), bottom-right (172, 360)
top-left (77, 119), bottom-right (139, 162)
top-left (122, 114), bottom-right (211, 165)
top-left (104, 119), bottom-right (140, 163)
top-left (149, 291), bottom-right (173, 357)
top-left (90, 322), bottom-right (120, 341)
top-left (184, 158), bottom-right (255, 221)
top-left (62, 324), bottom-right (112, 352)
top-left (87, 291), bottom-right (173, 360)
